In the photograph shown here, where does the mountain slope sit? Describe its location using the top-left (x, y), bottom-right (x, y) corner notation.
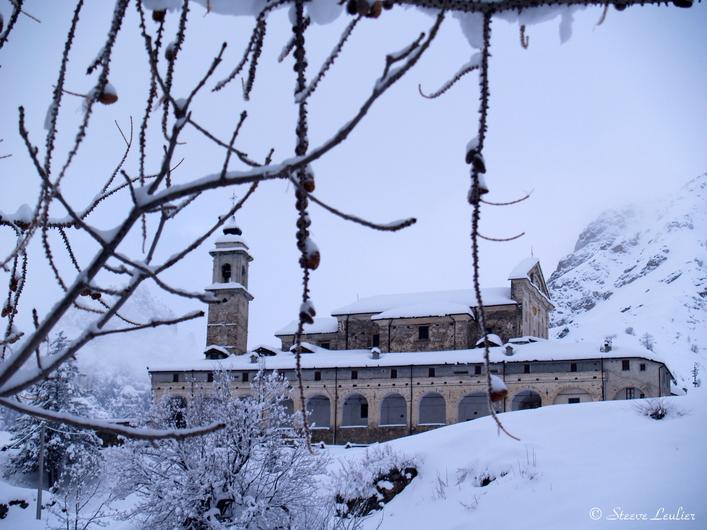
top-left (548, 174), bottom-right (707, 384)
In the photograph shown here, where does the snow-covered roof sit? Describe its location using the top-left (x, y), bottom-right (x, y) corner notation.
top-left (475, 333), bottom-right (503, 347)
top-left (332, 287), bottom-right (514, 317)
top-left (275, 317), bottom-right (339, 336)
top-left (204, 281), bottom-right (250, 293)
top-left (508, 256), bottom-right (540, 280)
top-left (204, 345), bottom-right (229, 355)
top-left (210, 240), bottom-right (250, 250)
top-left (211, 216), bottom-right (250, 247)
top-left (149, 339), bottom-right (668, 373)
top-left (372, 302), bottom-right (473, 320)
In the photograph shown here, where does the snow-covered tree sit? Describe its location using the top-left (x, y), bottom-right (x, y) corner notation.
top-left (112, 369), bottom-right (328, 529)
top-left (3, 333), bottom-right (104, 489)
top-left (48, 460), bottom-right (116, 530)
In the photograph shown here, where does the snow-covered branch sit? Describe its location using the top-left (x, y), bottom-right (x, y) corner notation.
top-left (0, 397), bottom-right (225, 441)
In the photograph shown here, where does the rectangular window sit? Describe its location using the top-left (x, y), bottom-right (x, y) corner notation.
top-left (622, 360), bottom-right (630, 371)
top-left (640, 363), bottom-right (646, 371)
top-left (568, 397), bottom-right (580, 404)
top-left (428, 367), bottom-right (436, 378)
top-left (351, 370), bottom-right (358, 380)
top-left (372, 334), bottom-right (380, 348)
top-left (172, 373), bottom-right (179, 383)
top-left (361, 403), bottom-right (368, 418)
top-left (242, 372), bottom-right (249, 382)
top-left (207, 372), bottom-right (214, 383)
top-left (418, 326), bottom-right (429, 340)
top-left (570, 362), bottom-right (577, 373)
top-left (391, 368), bottom-right (398, 379)
top-left (626, 388), bottom-right (635, 399)
top-left (474, 365), bottom-right (482, 375)
top-left (320, 342), bottom-right (330, 350)
top-left (314, 371), bottom-right (321, 381)
top-left (524, 364), bottom-right (530, 374)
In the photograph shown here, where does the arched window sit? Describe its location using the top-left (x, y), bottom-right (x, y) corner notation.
top-left (511, 389), bottom-right (542, 411)
top-left (419, 392), bottom-right (446, 425)
top-left (221, 263), bottom-right (232, 283)
top-left (379, 393), bottom-right (407, 426)
top-left (458, 391), bottom-right (495, 422)
top-left (342, 393), bottom-right (368, 427)
top-left (306, 394), bottom-right (331, 428)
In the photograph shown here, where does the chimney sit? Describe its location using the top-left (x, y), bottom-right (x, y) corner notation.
top-left (505, 345), bottom-right (514, 356)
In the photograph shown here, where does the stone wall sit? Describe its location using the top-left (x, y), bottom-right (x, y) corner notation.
top-left (206, 287), bottom-right (251, 355)
top-left (151, 356), bottom-right (669, 445)
top-left (509, 277), bottom-right (554, 339)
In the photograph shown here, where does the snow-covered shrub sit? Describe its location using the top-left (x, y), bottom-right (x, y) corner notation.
top-left (633, 397), bottom-right (687, 420)
top-left (330, 444), bottom-right (418, 519)
top-left (111, 369), bottom-right (327, 530)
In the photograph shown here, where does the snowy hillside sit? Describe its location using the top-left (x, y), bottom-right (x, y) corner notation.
top-left (348, 389), bottom-right (706, 530)
top-left (548, 174), bottom-right (707, 385)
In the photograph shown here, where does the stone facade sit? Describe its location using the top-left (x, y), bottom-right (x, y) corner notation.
top-left (149, 234), bottom-right (675, 445)
top-left (277, 258), bottom-right (553, 353)
top-left (151, 352), bottom-right (673, 445)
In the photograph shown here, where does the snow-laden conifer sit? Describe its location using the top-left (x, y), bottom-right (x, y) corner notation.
top-left (3, 333), bottom-right (104, 489)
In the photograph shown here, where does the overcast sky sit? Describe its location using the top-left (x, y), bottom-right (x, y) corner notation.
top-left (1, 1), bottom-right (706, 360)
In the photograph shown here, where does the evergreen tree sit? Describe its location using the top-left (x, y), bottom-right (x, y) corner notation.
top-left (3, 333), bottom-right (104, 489)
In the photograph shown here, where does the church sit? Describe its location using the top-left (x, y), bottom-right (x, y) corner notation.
top-left (149, 221), bottom-right (675, 444)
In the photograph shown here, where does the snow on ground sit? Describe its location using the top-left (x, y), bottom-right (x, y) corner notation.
top-left (2, 386), bottom-right (705, 529)
top-left (346, 387), bottom-right (707, 530)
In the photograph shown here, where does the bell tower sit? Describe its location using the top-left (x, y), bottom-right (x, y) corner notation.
top-left (204, 217), bottom-right (253, 356)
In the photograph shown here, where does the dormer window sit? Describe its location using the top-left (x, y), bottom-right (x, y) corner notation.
top-left (221, 263), bottom-right (232, 283)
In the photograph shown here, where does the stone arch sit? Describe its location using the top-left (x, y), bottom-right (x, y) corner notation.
top-left (306, 394), bottom-right (331, 428)
top-left (458, 391), bottom-right (497, 422)
top-left (418, 392), bottom-right (446, 425)
top-left (552, 387), bottom-right (593, 405)
top-left (342, 393), bottom-right (369, 427)
top-left (511, 388), bottom-right (542, 411)
top-left (613, 387), bottom-right (646, 400)
top-left (379, 393), bottom-right (407, 426)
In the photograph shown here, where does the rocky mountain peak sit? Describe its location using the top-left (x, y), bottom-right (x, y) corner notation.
top-left (548, 174), bottom-right (707, 383)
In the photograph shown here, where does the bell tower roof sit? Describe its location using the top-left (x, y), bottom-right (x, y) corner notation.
top-left (223, 216), bottom-right (242, 236)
